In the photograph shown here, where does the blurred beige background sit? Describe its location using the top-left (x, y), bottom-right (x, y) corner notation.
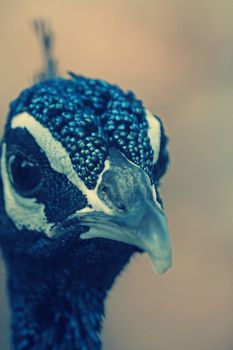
top-left (1, 0), bottom-right (233, 349)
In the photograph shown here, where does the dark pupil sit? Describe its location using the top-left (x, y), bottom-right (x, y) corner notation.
top-left (8, 154), bottom-right (42, 194)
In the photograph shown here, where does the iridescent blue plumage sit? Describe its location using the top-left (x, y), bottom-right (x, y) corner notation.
top-left (8, 75), bottom-right (154, 188)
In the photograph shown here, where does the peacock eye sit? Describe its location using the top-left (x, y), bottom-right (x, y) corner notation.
top-left (8, 153), bottom-right (43, 196)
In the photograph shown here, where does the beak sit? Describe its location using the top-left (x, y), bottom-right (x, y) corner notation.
top-left (78, 149), bottom-right (172, 275)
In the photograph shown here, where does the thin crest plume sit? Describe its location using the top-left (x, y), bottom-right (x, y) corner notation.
top-left (33, 19), bottom-right (58, 82)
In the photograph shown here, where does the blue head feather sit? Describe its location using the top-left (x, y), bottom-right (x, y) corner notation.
top-left (8, 74), bottom-right (155, 189)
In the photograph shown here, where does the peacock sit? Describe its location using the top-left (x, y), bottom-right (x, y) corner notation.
top-left (0, 21), bottom-right (172, 350)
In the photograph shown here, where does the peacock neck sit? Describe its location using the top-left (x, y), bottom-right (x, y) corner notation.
top-left (6, 258), bottom-right (107, 350)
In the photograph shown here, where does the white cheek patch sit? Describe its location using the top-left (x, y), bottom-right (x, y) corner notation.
top-left (145, 109), bottom-right (161, 164)
top-left (1, 143), bottom-right (53, 235)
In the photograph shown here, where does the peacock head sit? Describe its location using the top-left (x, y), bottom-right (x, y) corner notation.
top-left (0, 75), bottom-right (172, 282)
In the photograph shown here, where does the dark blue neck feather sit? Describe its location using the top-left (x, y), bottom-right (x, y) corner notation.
top-left (2, 232), bottom-right (135, 350)
top-left (7, 262), bottom-right (106, 350)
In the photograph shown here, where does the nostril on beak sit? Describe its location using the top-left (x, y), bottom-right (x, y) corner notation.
top-left (98, 181), bottom-right (126, 211)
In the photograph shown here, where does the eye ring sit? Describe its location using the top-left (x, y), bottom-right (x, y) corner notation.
top-left (7, 152), bottom-right (43, 197)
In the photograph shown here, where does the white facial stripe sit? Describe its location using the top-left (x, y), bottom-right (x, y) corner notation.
top-left (11, 112), bottom-right (112, 215)
top-left (145, 109), bottom-right (161, 164)
top-left (151, 186), bottom-right (162, 210)
top-left (69, 160), bottom-right (112, 218)
top-left (1, 143), bottom-right (53, 235)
